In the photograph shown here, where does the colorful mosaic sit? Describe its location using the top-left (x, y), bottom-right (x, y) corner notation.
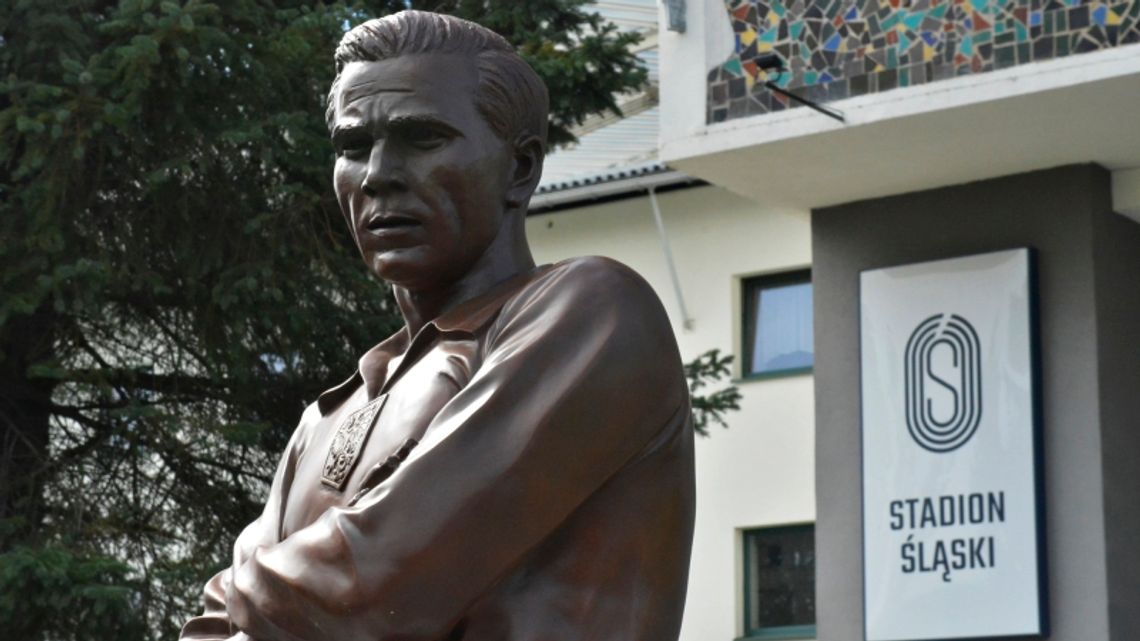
top-left (708, 0), bottom-right (1140, 123)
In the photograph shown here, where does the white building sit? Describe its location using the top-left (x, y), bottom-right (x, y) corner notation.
top-left (530, 1), bottom-right (1140, 641)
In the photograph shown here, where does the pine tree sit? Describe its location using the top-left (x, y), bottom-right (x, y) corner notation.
top-left (0, 2), bottom-right (732, 637)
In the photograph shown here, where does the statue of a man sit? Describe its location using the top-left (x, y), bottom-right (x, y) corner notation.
top-left (181, 11), bottom-right (695, 641)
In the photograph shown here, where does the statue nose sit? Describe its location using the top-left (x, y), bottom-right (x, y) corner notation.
top-left (362, 141), bottom-right (407, 196)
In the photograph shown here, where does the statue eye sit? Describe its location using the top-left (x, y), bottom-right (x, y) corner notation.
top-left (401, 124), bottom-right (449, 150)
top-left (339, 135), bottom-right (372, 159)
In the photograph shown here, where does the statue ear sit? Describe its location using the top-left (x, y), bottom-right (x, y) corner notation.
top-left (504, 134), bottom-right (544, 210)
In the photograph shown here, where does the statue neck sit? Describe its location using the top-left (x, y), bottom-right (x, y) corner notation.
top-left (393, 227), bottom-right (535, 338)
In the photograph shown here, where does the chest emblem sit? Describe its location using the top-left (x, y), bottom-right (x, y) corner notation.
top-left (322, 394), bottom-right (387, 491)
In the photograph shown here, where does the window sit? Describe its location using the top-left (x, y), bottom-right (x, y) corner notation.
top-left (743, 524), bottom-right (816, 639)
top-left (741, 270), bottom-right (813, 378)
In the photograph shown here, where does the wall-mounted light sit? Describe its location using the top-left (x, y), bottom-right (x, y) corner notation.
top-left (755, 53), bottom-right (845, 123)
top-left (664, 0), bottom-right (686, 33)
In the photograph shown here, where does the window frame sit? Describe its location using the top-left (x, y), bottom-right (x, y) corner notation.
top-left (739, 269), bottom-right (814, 381)
top-left (739, 523), bottom-right (817, 641)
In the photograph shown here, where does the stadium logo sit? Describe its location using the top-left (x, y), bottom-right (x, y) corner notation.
top-left (904, 314), bottom-right (982, 453)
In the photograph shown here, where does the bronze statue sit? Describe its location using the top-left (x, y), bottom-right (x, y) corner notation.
top-left (181, 11), bottom-right (695, 641)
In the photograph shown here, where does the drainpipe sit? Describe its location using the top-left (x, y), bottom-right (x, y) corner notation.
top-left (648, 186), bottom-right (694, 330)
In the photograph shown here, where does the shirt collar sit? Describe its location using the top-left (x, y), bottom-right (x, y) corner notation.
top-left (316, 266), bottom-right (549, 415)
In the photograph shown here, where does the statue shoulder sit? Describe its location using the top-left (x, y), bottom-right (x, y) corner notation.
top-left (496, 256), bottom-right (677, 352)
top-left (541, 256), bottom-right (665, 310)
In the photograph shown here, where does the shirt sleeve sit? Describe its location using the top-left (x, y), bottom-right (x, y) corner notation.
top-left (225, 257), bottom-right (690, 641)
top-left (179, 405), bottom-right (318, 641)
top-left (177, 566), bottom-right (234, 641)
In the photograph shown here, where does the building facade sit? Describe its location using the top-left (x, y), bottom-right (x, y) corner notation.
top-left (529, 1), bottom-right (1139, 640)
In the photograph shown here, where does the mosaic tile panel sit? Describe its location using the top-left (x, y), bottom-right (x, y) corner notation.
top-left (708, 0), bottom-right (1140, 123)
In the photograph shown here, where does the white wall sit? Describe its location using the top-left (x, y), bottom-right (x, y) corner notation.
top-left (526, 185), bottom-right (816, 641)
top-left (1113, 166), bottom-right (1140, 224)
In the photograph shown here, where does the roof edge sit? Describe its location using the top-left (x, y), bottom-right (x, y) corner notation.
top-left (528, 167), bottom-right (700, 213)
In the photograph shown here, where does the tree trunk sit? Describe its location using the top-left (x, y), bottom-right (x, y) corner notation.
top-left (0, 309), bottom-right (56, 543)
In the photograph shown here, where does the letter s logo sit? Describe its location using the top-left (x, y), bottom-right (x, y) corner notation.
top-left (904, 314), bottom-right (982, 453)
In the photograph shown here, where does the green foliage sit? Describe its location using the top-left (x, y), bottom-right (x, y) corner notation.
top-left (0, 543), bottom-right (146, 640)
top-left (437, 0), bottom-right (649, 146)
top-left (0, 1), bottom-right (650, 638)
top-left (686, 349), bottom-right (744, 437)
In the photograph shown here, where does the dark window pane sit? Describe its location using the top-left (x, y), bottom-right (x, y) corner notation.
top-left (745, 525), bottom-right (816, 632)
top-left (743, 272), bottom-right (813, 376)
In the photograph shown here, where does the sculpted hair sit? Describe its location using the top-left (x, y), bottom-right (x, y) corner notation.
top-left (327, 11), bottom-right (550, 150)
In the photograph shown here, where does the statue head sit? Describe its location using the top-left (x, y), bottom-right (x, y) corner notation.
top-left (326, 11), bottom-right (547, 291)
top-left (327, 11), bottom-right (549, 154)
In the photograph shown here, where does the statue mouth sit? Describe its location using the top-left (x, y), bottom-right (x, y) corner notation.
top-left (366, 213), bottom-right (421, 232)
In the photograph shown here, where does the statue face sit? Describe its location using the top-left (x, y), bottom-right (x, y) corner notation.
top-left (330, 54), bottom-right (514, 290)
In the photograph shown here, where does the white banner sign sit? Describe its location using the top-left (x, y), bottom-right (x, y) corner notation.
top-left (860, 249), bottom-right (1046, 641)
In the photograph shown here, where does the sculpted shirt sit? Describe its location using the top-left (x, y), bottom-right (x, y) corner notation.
top-left (180, 256), bottom-right (696, 641)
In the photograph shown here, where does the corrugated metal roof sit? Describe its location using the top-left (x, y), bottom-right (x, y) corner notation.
top-left (536, 160), bottom-right (669, 195)
top-left (592, 0), bottom-right (659, 35)
top-left (529, 161), bottom-right (700, 212)
top-left (641, 47), bottom-right (660, 85)
top-left (540, 106), bottom-right (660, 185)
top-left (533, 0), bottom-right (683, 202)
